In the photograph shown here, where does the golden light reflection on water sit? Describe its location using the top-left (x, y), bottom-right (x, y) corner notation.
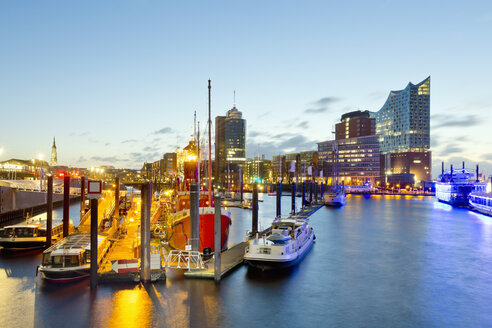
top-left (108, 285), bottom-right (153, 328)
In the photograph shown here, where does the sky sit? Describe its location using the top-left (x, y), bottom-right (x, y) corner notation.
top-left (0, 0), bottom-right (491, 178)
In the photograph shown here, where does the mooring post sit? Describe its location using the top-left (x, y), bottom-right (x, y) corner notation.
top-left (80, 176), bottom-right (85, 216)
top-left (291, 182), bottom-right (296, 215)
top-left (46, 175), bottom-right (53, 248)
top-left (309, 180), bottom-right (313, 204)
top-left (214, 194), bottom-right (221, 282)
top-left (302, 181), bottom-right (306, 208)
top-left (90, 198), bottom-right (98, 290)
top-left (276, 182), bottom-right (282, 218)
top-left (321, 182), bottom-right (324, 198)
top-left (314, 181), bottom-right (318, 203)
top-left (252, 183), bottom-right (258, 234)
top-left (240, 172), bottom-right (244, 202)
top-left (114, 177), bottom-right (120, 226)
top-left (190, 182), bottom-right (199, 252)
top-left (140, 183), bottom-right (151, 283)
top-left (63, 175), bottom-right (70, 238)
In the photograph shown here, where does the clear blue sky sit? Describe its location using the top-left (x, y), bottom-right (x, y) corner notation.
top-left (1, 1), bottom-right (491, 177)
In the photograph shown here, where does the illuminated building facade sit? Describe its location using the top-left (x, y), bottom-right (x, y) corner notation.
top-left (372, 77), bottom-right (431, 182)
top-left (318, 135), bottom-right (380, 185)
top-left (215, 104), bottom-right (246, 189)
top-left (335, 110), bottom-right (376, 140)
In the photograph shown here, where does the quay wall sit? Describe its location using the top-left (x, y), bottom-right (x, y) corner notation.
top-left (0, 186), bottom-right (79, 224)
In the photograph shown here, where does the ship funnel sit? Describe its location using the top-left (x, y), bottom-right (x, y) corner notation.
top-left (476, 164), bottom-right (479, 183)
top-left (462, 161), bottom-right (465, 170)
top-left (450, 164), bottom-right (454, 183)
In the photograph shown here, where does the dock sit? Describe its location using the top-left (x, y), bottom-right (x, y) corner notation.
top-left (184, 203), bottom-right (323, 279)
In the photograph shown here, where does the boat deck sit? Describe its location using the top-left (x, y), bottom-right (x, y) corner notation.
top-left (184, 241), bottom-right (248, 279)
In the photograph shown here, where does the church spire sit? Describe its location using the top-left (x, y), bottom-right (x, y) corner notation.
top-left (50, 136), bottom-right (57, 166)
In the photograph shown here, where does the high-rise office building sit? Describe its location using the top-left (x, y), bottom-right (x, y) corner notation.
top-left (215, 104), bottom-right (246, 189)
top-left (335, 110), bottom-right (376, 140)
top-left (372, 77), bottom-right (431, 182)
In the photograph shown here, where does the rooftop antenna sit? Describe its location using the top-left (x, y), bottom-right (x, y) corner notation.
top-left (193, 111), bottom-right (197, 143)
top-left (233, 90), bottom-right (236, 107)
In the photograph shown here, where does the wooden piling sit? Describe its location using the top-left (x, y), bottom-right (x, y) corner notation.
top-left (63, 176), bottom-right (70, 238)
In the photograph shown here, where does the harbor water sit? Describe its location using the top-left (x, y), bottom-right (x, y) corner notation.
top-left (1, 195), bottom-right (492, 327)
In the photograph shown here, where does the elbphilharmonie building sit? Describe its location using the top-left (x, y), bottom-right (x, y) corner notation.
top-left (372, 77), bottom-right (432, 182)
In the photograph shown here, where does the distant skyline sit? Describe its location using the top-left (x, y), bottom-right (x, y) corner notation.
top-left (1, 1), bottom-right (491, 177)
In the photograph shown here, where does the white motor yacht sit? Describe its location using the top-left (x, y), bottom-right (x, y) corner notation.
top-left (244, 218), bottom-right (315, 270)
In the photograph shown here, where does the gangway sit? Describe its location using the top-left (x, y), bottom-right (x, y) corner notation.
top-left (164, 250), bottom-right (204, 270)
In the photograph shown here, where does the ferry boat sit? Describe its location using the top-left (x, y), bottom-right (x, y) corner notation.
top-left (164, 191), bottom-right (231, 253)
top-left (469, 179), bottom-right (492, 216)
top-left (435, 164), bottom-right (475, 207)
top-left (244, 218), bottom-right (315, 270)
top-left (38, 233), bottom-right (104, 283)
top-left (0, 218), bottom-right (73, 252)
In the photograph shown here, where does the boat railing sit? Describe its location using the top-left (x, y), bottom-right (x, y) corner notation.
top-left (164, 250), bottom-right (204, 270)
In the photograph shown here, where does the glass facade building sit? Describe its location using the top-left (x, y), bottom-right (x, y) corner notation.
top-left (215, 105), bottom-right (246, 189)
top-left (374, 77), bottom-right (430, 154)
top-left (372, 77), bottom-right (431, 182)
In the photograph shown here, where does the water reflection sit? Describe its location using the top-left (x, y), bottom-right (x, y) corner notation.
top-left (0, 195), bottom-right (491, 327)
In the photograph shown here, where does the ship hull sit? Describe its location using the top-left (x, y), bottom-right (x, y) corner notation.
top-left (39, 265), bottom-right (90, 283)
top-left (0, 238), bottom-right (46, 252)
top-left (166, 209), bottom-right (231, 253)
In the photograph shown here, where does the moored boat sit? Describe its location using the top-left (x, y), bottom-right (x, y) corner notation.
top-left (469, 178), bottom-right (492, 216)
top-left (244, 218), bottom-right (315, 270)
top-left (435, 163), bottom-right (475, 207)
top-left (0, 218), bottom-right (73, 252)
top-left (164, 191), bottom-right (231, 253)
top-left (324, 188), bottom-right (346, 207)
top-left (38, 233), bottom-right (104, 283)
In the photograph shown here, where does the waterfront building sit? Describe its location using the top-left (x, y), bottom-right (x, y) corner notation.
top-left (335, 110), bottom-right (376, 140)
top-left (215, 103), bottom-right (246, 189)
top-left (372, 77), bottom-right (431, 182)
top-left (0, 158), bottom-right (50, 180)
top-left (318, 135), bottom-right (380, 185)
top-left (50, 137), bottom-right (57, 166)
top-left (163, 152), bottom-right (177, 176)
top-left (245, 155), bottom-right (270, 184)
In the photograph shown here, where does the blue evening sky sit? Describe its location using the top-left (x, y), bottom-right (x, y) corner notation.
top-left (1, 1), bottom-right (491, 177)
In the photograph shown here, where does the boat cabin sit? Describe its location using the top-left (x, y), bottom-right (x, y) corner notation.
top-left (0, 225), bottom-right (46, 238)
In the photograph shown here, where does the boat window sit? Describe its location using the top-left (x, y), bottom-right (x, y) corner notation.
top-left (65, 255), bottom-right (79, 267)
top-left (53, 256), bottom-right (63, 268)
top-left (42, 253), bottom-right (51, 265)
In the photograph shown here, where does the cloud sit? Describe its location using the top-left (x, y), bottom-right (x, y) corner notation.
top-left (154, 127), bottom-right (173, 134)
top-left (105, 142), bottom-right (110, 146)
top-left (297, 121), bottom-right (309, 129)
top-left (304, 97), bottom-right (340, 114)
top-left (432, 115), bottom-right (481, 129)
top-left (121, 139), bottom-right (139, 144)
top-left (247, 134), bottom-right (317, 159)
top-left (304, 108), bottom-right (328, 114)
top-left (90, 156), bottom-right (126, 163)
top-left (249, 131), bottom-right (261, 138)
top-left (76, 156), bottom-right (87, 163)
top-left (314, 97), bottom-right (340, 106)
top-left (143, 146), bottom-right (159, 152)
top-left (257, 111), bottom-right (271, 119)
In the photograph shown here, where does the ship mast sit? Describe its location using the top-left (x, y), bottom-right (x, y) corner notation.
top-left (208, 80), bottom-right (212, 205)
